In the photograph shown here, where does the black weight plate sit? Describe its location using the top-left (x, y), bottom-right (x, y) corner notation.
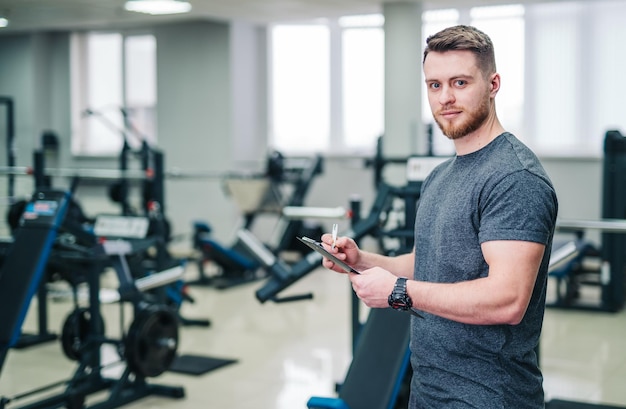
top-left (125, 305), bottom-right (179, 378)
top-left (60, 308), bottom-right (105, 361)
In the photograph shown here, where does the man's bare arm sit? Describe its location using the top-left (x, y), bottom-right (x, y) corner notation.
top-left (407, 240), bottom-right (545, 325)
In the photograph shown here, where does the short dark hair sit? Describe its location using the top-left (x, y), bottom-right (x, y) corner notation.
top-left (423, 25), bottom-right (496, 77)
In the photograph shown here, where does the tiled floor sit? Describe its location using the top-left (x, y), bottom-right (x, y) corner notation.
top-left (2, 259), bottom-right (626, 409)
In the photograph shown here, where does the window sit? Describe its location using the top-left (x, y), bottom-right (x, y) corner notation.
top-left (526, 0), bottom-right (626, 156)
top-left (71, 32), bottom-right (157, 156)
top-left (269, 16), bottom-right (384, 155)
top-left (269, 24), bottom-right (330, 154)
top-left (589, 1), bottom-right (626, 151)
top-left (341, 15), bottom-right (385, 151)
top-left (124, 35), bottom-right (157, 147)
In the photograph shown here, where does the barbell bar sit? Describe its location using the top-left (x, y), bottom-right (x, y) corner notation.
top-left (0, 165), bottom-right (244, 181)
top-left (556, 218), bottom-right (626, 233)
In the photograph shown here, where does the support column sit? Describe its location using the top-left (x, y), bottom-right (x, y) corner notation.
top-left (383, 1), bottom-right (425, 162)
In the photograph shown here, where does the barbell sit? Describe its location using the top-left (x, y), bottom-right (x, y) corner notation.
top-left (0, 165), bottom-right (230, 182)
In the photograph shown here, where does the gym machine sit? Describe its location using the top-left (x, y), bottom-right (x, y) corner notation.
top-left (107, 140), bottom-right (166, 221)
top-left (306, 308), bottom-right (412, 409)
top-left (548, 130), bottom-right (626, 312)
top-left (238, 182), bottom-right (399, 303)
top-left (0, 163), bottom-right (74, 349)
top-left (237, 152), bottom-right (446, 304)
top-left (81, 106), bottom-right (165, 220)
top-left (364, 134), bottom-right (448, 256)
top-left (191, 152), bottom-right (324, 289)
top-left (0, 189), bottom-right (185, 409)
top-left (236, 157), bottom-right (440, 365)
top-left (365, 128), bottom-right (435, 190)
top-left (30, 148), bottom-right (207, 328)
top-left (0, 190), bottom-right (70, 374)
top-left (0, 146), bottom-right (78, 349)
top-left (0, 97), bottom-right (15, 201)
top-left (1, 96), bottom-right (17, 269)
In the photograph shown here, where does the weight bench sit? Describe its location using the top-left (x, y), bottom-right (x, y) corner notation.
top-left (307, 307), bottom-right (412, 409)
top-left (191, 221), bottom-right (260, 289)
top-left (548, 238), bottom-right (601, 308)
top-left (194, 223), bottom-right (258, 273)
top-left (0, 190), bottom-right (70, 374)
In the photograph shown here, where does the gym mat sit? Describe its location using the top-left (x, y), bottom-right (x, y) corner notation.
top-left (546, 399), bottom-right (626, 409)
top-left (168, 354), bottom-right (237, 376)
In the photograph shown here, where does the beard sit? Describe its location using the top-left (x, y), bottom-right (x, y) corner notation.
top-left (433, 93), bottom-right (491, 140)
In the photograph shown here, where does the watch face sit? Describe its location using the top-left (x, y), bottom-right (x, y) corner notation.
top-left (391, 301), bottom-right (407, 309)
top-left (389, 295), bottom-right (411, 310)
top-left (389, 277), bottom-right (412, 310)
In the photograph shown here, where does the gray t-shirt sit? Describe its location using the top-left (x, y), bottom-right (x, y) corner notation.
top-left (410, 132), bottom-right (558, 409)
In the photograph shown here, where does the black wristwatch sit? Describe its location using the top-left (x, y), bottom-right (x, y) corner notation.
top-left (388, 277), bottom-right (412, 311)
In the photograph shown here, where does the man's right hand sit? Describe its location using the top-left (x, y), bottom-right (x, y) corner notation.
top-left (320, 233), bottom-right (361, 273)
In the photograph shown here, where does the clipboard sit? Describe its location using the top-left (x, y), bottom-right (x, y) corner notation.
top-left (297, 236), bottom-right (360, 274)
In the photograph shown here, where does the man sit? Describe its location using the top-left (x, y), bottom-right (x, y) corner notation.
top-left (321, 25), bottom-right (558, 408)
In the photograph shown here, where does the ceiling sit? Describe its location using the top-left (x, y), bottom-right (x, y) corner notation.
top-left (0, 0), bottom-right (576, 34)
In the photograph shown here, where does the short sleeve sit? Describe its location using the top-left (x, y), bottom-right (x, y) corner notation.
top-left (478, 170), bottom-right (557, 245)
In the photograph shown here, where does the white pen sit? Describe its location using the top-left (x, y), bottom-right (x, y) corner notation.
top-left (331, 223), bottom-right (338, 250)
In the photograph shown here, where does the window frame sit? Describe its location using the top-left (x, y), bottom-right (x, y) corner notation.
top-left (268, 16), bottom-right (385, 156)
top-left (70, 29), bottom-right (157, 158)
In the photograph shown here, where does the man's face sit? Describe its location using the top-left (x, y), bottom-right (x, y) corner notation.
top-left (423, 50), bottom-right (493, 140)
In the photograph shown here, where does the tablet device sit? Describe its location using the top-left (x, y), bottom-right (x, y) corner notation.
top-left (297, 236), bottom-right (360, 274)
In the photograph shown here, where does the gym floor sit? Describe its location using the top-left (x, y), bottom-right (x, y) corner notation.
top-left (3, 261), bottom-right (626, 409)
